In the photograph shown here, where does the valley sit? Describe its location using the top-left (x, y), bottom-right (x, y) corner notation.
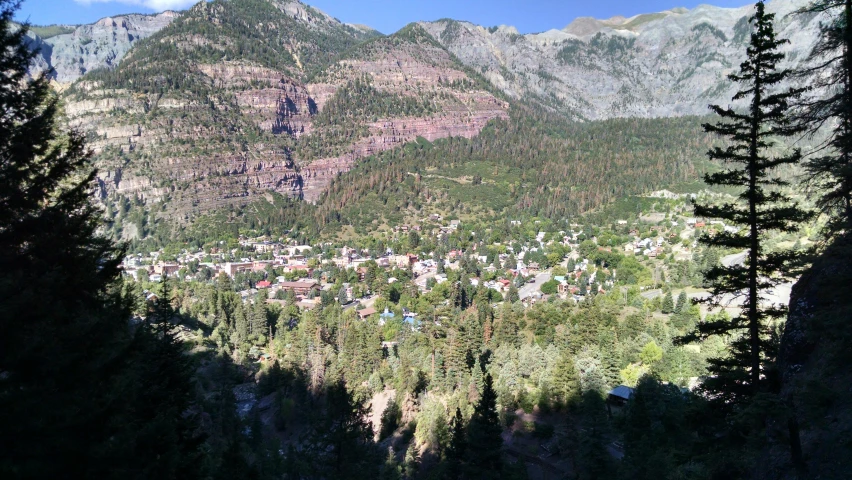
top-left (7, 0), bottom-right (852, 479)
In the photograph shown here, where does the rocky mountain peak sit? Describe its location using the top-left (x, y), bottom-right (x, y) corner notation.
top-left (423, 0), bottom-right (820, 119)
top-left (27, 11), bottom-right (178, 83)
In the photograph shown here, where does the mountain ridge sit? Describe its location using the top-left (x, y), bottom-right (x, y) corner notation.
top-left (60, 1), bottom-right (507, 233)
top-left (22, 0), bottom-right (825, 238)
top-left (421, 0), bottom-right (819, 119)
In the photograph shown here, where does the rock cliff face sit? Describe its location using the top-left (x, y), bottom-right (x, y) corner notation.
top-left (49, 0), bottom-right (825, 222)
top-left (26, 12), bottom-right (178, 83)
top-left (771, 237), bottom-right (852, 480)
top-left (422, 0), bottom-right (821, 119)
top-left (299, 24), bottom-right (508, 200)
top-left (300, 108), bottom-right (506, 202)
top-left (60, 0), bottom-right (503, 218)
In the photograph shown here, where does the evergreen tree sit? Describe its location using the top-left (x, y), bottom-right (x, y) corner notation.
top-left (403, 441), bottom-right (420, 478)
top-left (249, 293), bottom-right (268, 338)
top-left (573, 390), bottom-right (616, 480)
top-left (234, 303), bottom-right (249, 349)
top-left (464, 374), bottom-right (503, 478)
top-left (797, 0), bottom-right (852, 236)
top-left (0, 3), bottom-right (202, 477)
top-left (682, 1), bottom-right (810, 404)
top-left (506, 284), bottom-right (520, 303)
top-left (620, 377), bottom-right (694, 480)
top-left (552, 353), bottom-right (581, 408)
top-left (445, 407), bottom-right (467, 479)
top-left (303, 381), bottom-right (377, 479)
top-left (675, 291), bottom-right (688, 314)
top-left (661, 291), bottom-right (675, 314)
top-left (380, 447), bottom-right (402, 480)
top-left (125, 275), bottom-right (206, 478)
top-left (471, 356), bottom-right (485, 395)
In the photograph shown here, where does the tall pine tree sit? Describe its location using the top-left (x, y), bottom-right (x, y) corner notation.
top-left (120, 275), bottom-right (205, 478)
top-left (464, 374), bottom-right (503, 478)
top-left (0, 3), bottom-right (204, 476)
top-left (797, 0), bottom-right (852, 236)
top-left (682, 1), bottom-right (810, 404)
top-left (303, 381), bottom-right (378, 479)
top-left (445, 407), bottom-right (467, 479)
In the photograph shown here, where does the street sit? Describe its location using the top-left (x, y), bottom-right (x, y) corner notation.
top-left (519, 272), bottom-right (552, 299)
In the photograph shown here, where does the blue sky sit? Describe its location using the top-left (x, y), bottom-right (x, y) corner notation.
top-left (17, 0), bottom-right (753, 33)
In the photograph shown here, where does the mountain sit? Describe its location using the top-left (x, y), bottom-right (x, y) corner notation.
top-left (44, 0), bottom-right (824, 240)
top-left (298, 23), bottom-right (508, 200)
top-left (59, 0), bottom-right (504, 237)
top-left (421, 0), bottom-right (821, 119)
top-left (24, 12), bottom-right (179, 83)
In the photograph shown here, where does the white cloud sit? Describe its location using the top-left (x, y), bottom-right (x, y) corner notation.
top-left (73, 0), bottom-right (199, 12)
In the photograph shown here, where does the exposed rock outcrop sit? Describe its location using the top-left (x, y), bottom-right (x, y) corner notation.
top-left (60, 9), bottom-right (507, 215)
top-left (772, 237), bottom-right (852, 479)
top-left (422, 0), bottom-right (821, 119)
top-left (27, 12), bottom-right (178, 83)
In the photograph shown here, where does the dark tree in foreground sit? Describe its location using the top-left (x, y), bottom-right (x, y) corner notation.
top-left (464, 374), bottom-right (503, 478)
top-left (0, 0), bottom-right (127, 475)
top-left (797, 0), bottom-right (852, 236)
top-left (682, 1), bottom-right (810, 404)
top-left (620, 376), bottom-right (694, 480)
top-left (303, 381), bottom-right (378, 479)
top-left (573, 390), bottom-right (616, 480)
top-left (445, 407), bottom-right (467, 479)
top-left (123, 275), bottom-right (205, 478)
top-left (0, 2), bottom-right (203, 477)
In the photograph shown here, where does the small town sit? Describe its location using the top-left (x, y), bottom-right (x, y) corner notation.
top-left (8, 0), bottom-right (847, 477)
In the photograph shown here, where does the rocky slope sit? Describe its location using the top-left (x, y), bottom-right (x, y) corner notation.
top-left (299, 24), bottom-right (508, 200)
top-left (25, 12), bottom-right (178, 83)
top-left (421, 0), bottom-right (821, 119)
top-left (61, 0), bottom-right (504, 225)
top-left (769, 236), bottom-right (852, 479)
top-left (48, 0), bottom-right (827, 231)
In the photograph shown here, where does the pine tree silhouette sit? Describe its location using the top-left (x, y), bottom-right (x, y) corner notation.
top-left (680, 1), bottom-right (810, 404)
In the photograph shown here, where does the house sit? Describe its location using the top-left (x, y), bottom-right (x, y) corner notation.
top-left (256, 280), bottom-right (272, 289)
top-left (297, 299), bottom-right (318, 310)
top-left (357, 267), bottom-right (368, 282)
top-left (153, 262), bottom-right (180, 276)
top-left (607, 385), bottom-right (635, 407)
top-left (392, 254), bottom-right (417, 268)
top-left (379, 308), bottom-right (395, 325)
top-left (223, 262), bottom-right (253, 277)
top-left (283, 264), bottom-right (312, 275)
top-left (278, 280), bottom-right (319, 297)
top-left (357, 307), bottom-right (377, 320)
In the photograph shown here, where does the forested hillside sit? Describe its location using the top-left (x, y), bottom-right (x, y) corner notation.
top-left (122, 108), bottom-right (717, 250)
top-left (60, 0), bottom-right (507, 229)
top-left (312, 108), bottom-right (715, 234)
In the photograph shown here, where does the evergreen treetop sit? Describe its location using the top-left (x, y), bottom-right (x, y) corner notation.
top-left (682, 1), bottom-right (811, 404)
